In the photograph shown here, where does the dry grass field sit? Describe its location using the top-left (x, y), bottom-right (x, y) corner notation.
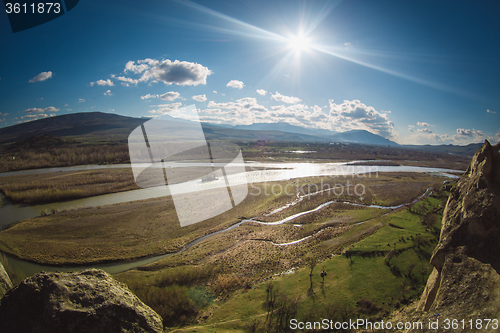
top-left (0, 172), bottom-right (444, 266)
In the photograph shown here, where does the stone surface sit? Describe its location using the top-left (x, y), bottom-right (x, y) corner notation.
top-left (0, 261), bottom-right (13, 298)
top-left (407, 140), bottom-right (500, 331)
top-left (0, 268), bottom-right (163, 333)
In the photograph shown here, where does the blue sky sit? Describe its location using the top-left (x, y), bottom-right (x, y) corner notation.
top-left (1, 0), bottom-right (499, 145)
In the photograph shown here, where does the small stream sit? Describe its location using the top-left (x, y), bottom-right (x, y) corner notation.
top-left (0, 185), bottom-right (435, 276)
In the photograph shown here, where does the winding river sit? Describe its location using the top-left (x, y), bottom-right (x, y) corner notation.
top-left (0, 161), bottom-right (459, 276)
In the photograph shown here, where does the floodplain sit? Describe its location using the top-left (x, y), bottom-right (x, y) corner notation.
top-left (0, 142), bottom-right (464, 330)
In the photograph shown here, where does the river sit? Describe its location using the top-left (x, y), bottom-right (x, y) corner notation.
top-left (0, 161), bottom-right (460, 276)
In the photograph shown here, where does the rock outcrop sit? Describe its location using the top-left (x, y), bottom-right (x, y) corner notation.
top-left (411, 140), bottom-right (500, 330)
top-left (0, 268), bottom-right (163, 333)
top-left (0, 261), bottom-right (13, 298)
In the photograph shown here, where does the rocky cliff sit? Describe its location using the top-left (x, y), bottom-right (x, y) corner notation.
top-left (408, 140), bottom-right (500, 331)
top-left (0, 268), bottom-right (163, 333)
top-left (0, 261), bottom-right (13, 298)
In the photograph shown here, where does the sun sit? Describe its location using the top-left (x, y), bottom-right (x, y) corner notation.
top-left (289, 33), bottom-right (310, 53)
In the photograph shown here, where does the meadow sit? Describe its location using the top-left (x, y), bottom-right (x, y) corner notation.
top-left (0, 168), bottom-right (138, 204)
top-left (0, 143), bottom-right (130, 173)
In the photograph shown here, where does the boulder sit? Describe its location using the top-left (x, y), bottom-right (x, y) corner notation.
top-left (0, 268), bottom-right (163, 333)
top-left (410, 140), bottom-right (500, 331)
top-left (0, 261), bottom-right (13, 298)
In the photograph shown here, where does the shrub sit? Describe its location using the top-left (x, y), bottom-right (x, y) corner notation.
top-left (356, 298), bottom-right (381, 314)
top-left (211, 273), bottom-right (251, 296)
top-left (134, 285), bottom-right (198, 327)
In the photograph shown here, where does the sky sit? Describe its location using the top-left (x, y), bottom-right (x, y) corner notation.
top-left (1, 0), bottom-right (499, 145)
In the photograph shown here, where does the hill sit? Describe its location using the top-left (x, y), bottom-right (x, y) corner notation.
top-left (330, 129), bottom-right (397, 146)
top-left (0, 112), bottom-right (146, 144)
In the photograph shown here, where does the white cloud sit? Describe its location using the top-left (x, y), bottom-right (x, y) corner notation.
top-left (158, 91), bottom-right (181, 101)
top-left (197, 98), bottom-right (325, 128)
top-left (140, 91), bottom-right (181, 101)
top-left (24, 106), bottom-right (60, 114)
top-left (456, 128), bottom-right (484, 136)
top-left (78, 98), bottom-right (85, 103)
top-left (114, 75), bottom-right (139, 85)
top-left (227, 80), bottom-right (245, 89)
top-left (141, 93), bottom-right (157, 100)
top-left (451, 128), bottom-right (489, 143)
top-left (192, 94), bottom-right (207, 102)
top-left (124, 60), bottom-right (150, 74)
top-left (328, 100), bottom-right (395, 139)
top-left (122, 59), bottom-right (212, 86)
top-left (64, 104), bottom-right (69, 107)
top-left (29, 71), bottom-right (52, 83)
top-left (90, 79), bottom-right (114, 87)
top-left (256, 89), bottom-right (267, 96)
top-left (0, 112), bottom-right (9, 117)
top-left (190, 96), bottom-right (395, 140)
top-left (103, 90), bottom-right (113, 96)
top-left (487, 109), bottom-right (497, 114)
top-left (213, 90), bottom-right (217, 94)
top-left (417, 128), bottom-right (432, 133)
top-left (19, 113), bottom-right (56, 122)
top-left (408, 125), bottom-right (415, 132)
top-left (148, 102), bottom-right (183, 115)
top-left (207, 98), bottom-right (267, 113)
top-left (271, 92), bottom-right (302, 104)
top-left (344, 42), bottom-right (353, 49)
top-left (417, 122), bottom-right (432, 127)
top-left (22, 114), bottom-right (47, 119)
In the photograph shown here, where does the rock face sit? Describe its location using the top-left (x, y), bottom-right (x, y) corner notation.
top-left (414, 141), bottom-right (500, 329)
top-left (0, 261), bottom-right (13, 298)
top-left (0, 268), bottom-right (163, 333)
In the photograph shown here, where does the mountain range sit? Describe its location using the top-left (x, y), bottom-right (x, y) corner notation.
top-left (0, 112), bottom-right (483, 156)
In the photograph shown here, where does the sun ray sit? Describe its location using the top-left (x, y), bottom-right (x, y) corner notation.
top-left (310, 44), bottom-right (478, 99)
top-left (172, 0), bottom-right (478, 100)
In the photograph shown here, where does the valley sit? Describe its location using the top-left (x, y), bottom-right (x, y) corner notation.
top-left (0, 112), bottom-right (477, 331)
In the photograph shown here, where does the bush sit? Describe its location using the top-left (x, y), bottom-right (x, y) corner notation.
top-left (356, 298), bottom-right (381, 314)
top-left (134, 285), bottom-right (198, 327)
top-left (211, 273), bottom-right (251, 296)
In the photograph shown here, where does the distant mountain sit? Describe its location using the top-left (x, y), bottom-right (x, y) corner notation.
top-left (0, 112), bottom-right (320, 145)
top-left (223, 122), bottom-right (337, 138)
top-left (212, 122), bottom-right (400, 146)
top-left (0, 112), bottom-right (479, 157)
top-left (329, 129), bottom-right (398, 146)
top-left (403, 142), bottom-right (484, 157)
